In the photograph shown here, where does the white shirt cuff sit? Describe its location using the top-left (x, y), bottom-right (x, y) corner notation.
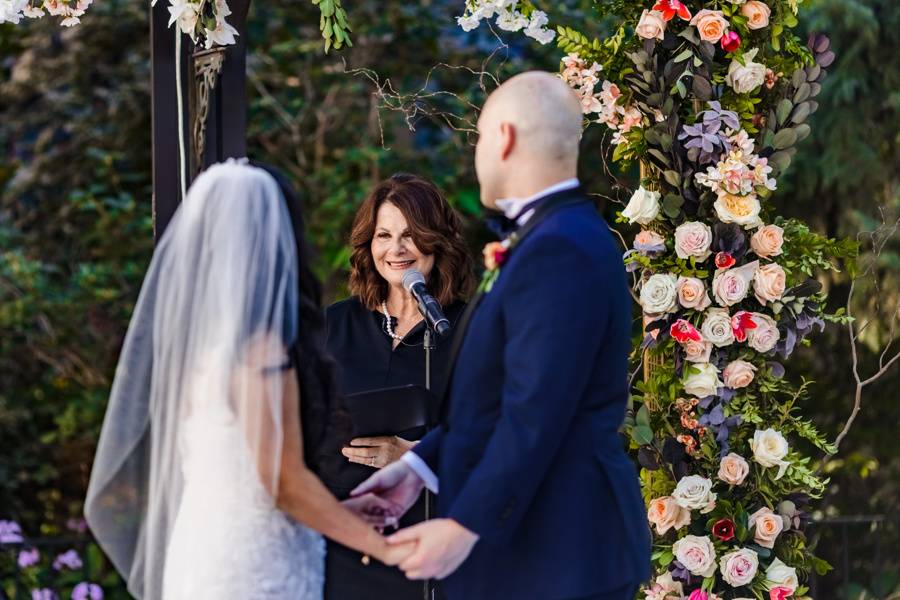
top-left (401, 451), bottom-right (439, 494)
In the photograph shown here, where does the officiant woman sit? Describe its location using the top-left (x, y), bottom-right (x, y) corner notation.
top-left (321, 173), bottom-right (474, 599)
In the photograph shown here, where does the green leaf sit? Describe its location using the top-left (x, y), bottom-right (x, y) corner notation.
top-left (773, 128), bottom-right (798, 150)
top-left (636, 404), bottom-right (651, 427)
top-left (673, 48), bottom-right (693, 63)
top-left (663, 170), bottom-right (681, 187)
top-left (631, 424), bottom-right (654, 446)
top-left (776, 99), bottom-right (793, 126)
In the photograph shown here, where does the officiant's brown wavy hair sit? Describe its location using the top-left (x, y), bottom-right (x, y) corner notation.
top-left (349, 173), bottom-right (475, 310)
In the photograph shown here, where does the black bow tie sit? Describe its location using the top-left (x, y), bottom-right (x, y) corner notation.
top-left (484, 214), bottom-right (518, 239)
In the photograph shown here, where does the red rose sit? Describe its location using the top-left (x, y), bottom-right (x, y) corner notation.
top-left (720, 31), bottom-right (741, 53)
top-left (713, 518), bottom-right (736, 541)
top-left (653, 0), bottom-right (692, 21)
top-left (715, 252), bottom-right (736, 269)
top-left (731, 310), bottom-right (758, 342)
top-left (482, 241), bottom-right (508, 271)
top-left (670, 319), bottom-right (702, 343)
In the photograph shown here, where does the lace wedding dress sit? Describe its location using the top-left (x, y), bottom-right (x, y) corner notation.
top-left (161, 373), bottom-right (325, 599)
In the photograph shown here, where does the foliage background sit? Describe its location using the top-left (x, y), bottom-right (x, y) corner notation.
top-left (0, 0), bottom-right (896, 597)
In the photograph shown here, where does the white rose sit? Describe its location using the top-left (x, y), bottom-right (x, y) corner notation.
top-left (726, 48), bottom-right (768, 94)
top-left (746, 312), bottom-right (780, 353)
top-left (636, 9), bottom-right (666, 40)
top-left (722, 359), bottom-right (757, 388)
top-left (714, 193), bottom-right (763, 228)
top-left (720, 548), bottom-right (759, 587)
top-left (765, 558), bottom-right (799, 592)
top-left (749, 507), bottom-right (785, 549)
top-left (683, 362), bottom-right (722, 398)
top-left (640, 273), bottom-right (678, 315)
top-left (674, 221), bottom-right (713, 261)
top-left (754, 263), bottom-right (786, 304)
top-left (623, 186), bottom-right (661, 225)
top-left (702, 308), bottom-right (735, 347)
top-left (718, 452), bottom-right (750, 485)
top-left (672, 535), bottom-right (718, 578)
top-left (713, 261), bottom-right (759, 307)
top-left (751, 428), bottom-right (790, 479)
top-left (672, 475), bottom-right (717, 513)
top-left (677, 276), bottom-right (712, 310)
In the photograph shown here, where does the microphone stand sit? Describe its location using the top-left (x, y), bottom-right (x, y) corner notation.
top-left (422, 325), bottom-right (436, 600)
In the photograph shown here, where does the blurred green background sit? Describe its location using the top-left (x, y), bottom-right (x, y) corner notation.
top-left (1, 0), bottom-right (897, 597)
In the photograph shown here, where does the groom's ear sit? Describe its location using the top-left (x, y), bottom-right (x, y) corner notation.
top-left (499, 122), bottom-right (516, 161)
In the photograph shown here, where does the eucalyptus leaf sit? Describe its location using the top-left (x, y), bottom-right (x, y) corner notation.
top-left (794, 82), bottom-right (812, 103)
top-left (791, 102), bottom-right (811, 124)
top-left (631, 424), bottom-right (654, 446)
top-left (773, 128), bottom-right (798, 150)
top-left (663, 170), bottom-right (682, 187)
top-left (791, 68), bottom-right (806, 88)
top-left (776, 98), bottom-right (793, 126)
top-left (673, 48), bottom-right (693, 63)
top-left (795, 123), bottom-right (811, 141)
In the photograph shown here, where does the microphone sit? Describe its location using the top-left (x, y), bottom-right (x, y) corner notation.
top-left (402, 269), bottom-right (451, 337)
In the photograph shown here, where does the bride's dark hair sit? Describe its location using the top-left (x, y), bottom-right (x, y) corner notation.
top-left (252, 162), bottom-right (350, 473)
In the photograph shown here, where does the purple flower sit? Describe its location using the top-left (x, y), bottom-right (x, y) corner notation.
top-left (53, 549), bottom-right (83, 571)
top-left (18, 547), bottom-right (40, 568)
top-left (32, 590), bottom-right (58, 600)
top-left (66, 518), bottom-right (89, 534)
top-left (0, 520), bottom-right (24, 544)
top-left (72, 583), bottom-right (104, 600)
top-left (679, 101), bottom-right (740, 164)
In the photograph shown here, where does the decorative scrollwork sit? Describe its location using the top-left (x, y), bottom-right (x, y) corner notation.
top-left (191, 47), bottom-right (227, 175)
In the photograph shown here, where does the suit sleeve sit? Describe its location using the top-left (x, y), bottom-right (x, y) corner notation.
top-left (411, 426), bottom-right (443, 475)
top-left (446, 235), bottom-right (612, 544)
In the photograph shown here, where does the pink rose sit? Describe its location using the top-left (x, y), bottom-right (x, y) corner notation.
top-left (770, 587), bottom-right (793, 600)
top-left (647, 496), bottom-right (692, 535)
top-left (673, 535), bottom-right (718, 577)
top-left (683, 338), bottom-right (713, 363)
top-left (749, 507), bottom-right (785, 548)
top-left (718, 452), bottom-right (750, 485)
top-left (690, 9), bottom-right (729, 43)
top-left (751, 224), bottom-right (785, 258)
top-left (723, 359), bottom-right (757, 388)
top-left (637, 9), bottom-right (667, 41)
top-left (742, 1), bottom-right (771, 30)
top-left (719, 548), bottom-right (759, 587)
top-left (713, 261), bottom-right (759, 306)
top-left (754, 263), bottom-right (786, 304)
top-left (674, 221), bottom-right (713, 261)
top-left (747, 312), bottom-right (780, 353)
top-left (677, 276), bottom-right (712, 310)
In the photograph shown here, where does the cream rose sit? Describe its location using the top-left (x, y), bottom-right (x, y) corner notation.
top-left (636, 9), bottom-right (666, 40)
top-left (623, 186), bottom-right (661, 225)
top-left (674, 222), bottom-right (713, 261)
top-left (751, 428), bottom-right (790, 479)
top-left (751, 224), bottom-right (784, 258)
top-left (746, 312), bottom-right (780, 353)
top-left (718, 452), bottom-right (750, 485)
top-left (702, 308), bottom-right (736, 347)
top-left (672, 535), bottom-right (718, 578)
top-left (677, 276), bottom-right (712, 310)
top-left (690, 9), bottom-right (729, 43)
top-left (683, 362), bottom-right (723, 398)
top-left (765, 558), bottom-right (799, 592)
top-left (723, 359), bottom-right (757, 388)
top-left (647, 496), bottom-right (692, 535)
top-left (641, 273), bottom-right (679, 315)
top-left (683, 338), bottom-right (713, 363)
top-left (727, 48), bottom-right (768, 94)
top-left (719, 548), bottom-right (759, 587)
top-left (673, 475), bottom-right (717, 512)
top-left (645, 572), bottom-right (684, 600)
top-left (713, 261), bottom-right (759, 307)
top-left (749, 507), bottom-right (785, 548)
top-left (754, 263), bottom-right (786, 304)
top-left (742, 1), bottom-right (771, 30)
top-left (714, 193), bottom-right (763, 228)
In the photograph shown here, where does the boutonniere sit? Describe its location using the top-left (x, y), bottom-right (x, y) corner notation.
top-left (478, 233), bottom-right (519, 293)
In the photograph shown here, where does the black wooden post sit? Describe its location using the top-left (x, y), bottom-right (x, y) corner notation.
top-left (151, 0), bottom-right (252, 242)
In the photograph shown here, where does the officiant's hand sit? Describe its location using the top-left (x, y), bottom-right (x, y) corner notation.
top-left (342, 436), bottom-right (417, 469)
top-left (341, 493), bottom-right (403, 528)
top-left (387, 519), bottom-right (479, 580)
top-left (350, 459), bottom-right (423, 518)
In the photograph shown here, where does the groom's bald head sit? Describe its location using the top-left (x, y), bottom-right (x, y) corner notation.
top-left (475, 71), bottom-right (583, 208)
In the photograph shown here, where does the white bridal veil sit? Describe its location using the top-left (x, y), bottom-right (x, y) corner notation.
top-left (85, 161), bottom-right (301, 598)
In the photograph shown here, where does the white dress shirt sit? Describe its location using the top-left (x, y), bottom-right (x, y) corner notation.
top-left (400, 177), bottom-right (582, 493)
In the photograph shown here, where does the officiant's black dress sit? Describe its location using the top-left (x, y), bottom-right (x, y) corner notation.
top-left (321, 296), bottom-right (465, 600)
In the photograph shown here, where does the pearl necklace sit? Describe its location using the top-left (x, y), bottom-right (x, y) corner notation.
top-left (380, 301), bottom-right (403, 341)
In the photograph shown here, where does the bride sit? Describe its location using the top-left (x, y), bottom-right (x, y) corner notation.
top-left (84, 161), bottom-right (411, 599)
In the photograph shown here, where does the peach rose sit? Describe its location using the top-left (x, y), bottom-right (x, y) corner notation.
top-left (683, 338), bottom-right (713, 363)
top-left (647, 496), bottom-right (692, 535)
top-left (742, 1), bottom-right (771, 30)
top-left (718, 452), bottom-right (750, 485)
top-left (677, 276), bottom-right (712, 310)
top-left (751, 224), bottom-right (785, 258)
top-left (749, 507), bottom-right (785, 548)
top-left (723, 359), bottom-right (757, 388)
top-left (637, 9), bottom-right (667, 40)
top-left (754, 263), bottom-right (786, 304)
top-left (690, 9), bottom-right (729, 43)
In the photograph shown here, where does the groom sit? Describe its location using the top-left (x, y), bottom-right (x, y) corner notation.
top-left (352, 71), bottom-right (651, 599)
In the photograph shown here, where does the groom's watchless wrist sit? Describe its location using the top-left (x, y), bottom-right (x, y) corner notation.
top-left (400, 451), bottom-right (438, 493)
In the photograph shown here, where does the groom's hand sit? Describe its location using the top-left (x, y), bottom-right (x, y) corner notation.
top-left (350, 459), bottom-right (424, 518)
top-left (387, 519), bottom-right (479, 580)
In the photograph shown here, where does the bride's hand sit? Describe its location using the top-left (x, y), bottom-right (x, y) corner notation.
top-left (342, 493), bottom-right (402, 528)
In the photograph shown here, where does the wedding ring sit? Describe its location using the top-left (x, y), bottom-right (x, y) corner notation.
top-left (369, 457), bottom-right (376, 467)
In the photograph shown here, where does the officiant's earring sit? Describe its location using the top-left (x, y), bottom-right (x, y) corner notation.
top-left (361, 554), bottom-right (371, 566)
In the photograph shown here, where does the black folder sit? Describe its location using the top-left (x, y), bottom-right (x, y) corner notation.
top-left (343, 384), bottom-right (435, 438)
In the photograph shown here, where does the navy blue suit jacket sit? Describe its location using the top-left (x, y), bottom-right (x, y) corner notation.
top-left (413, 190), bottom-right (651, 599)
